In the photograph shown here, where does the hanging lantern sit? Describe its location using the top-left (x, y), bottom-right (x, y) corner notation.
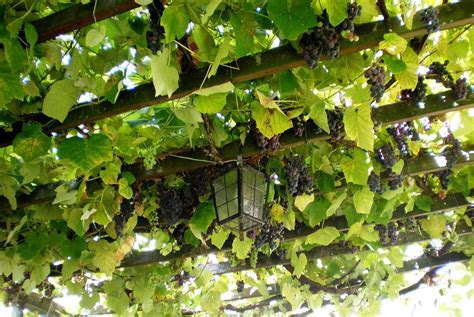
top-left (212, 156), bottom-right (269, 235)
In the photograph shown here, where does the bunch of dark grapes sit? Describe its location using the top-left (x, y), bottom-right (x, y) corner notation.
top-left (387, 222), bottom-right (398, 243)
top-left (146, 1), bottom-right (165, 54)
top-left (158, 187), bottom-right (183, 226)
top-left (374, 224), bottom-right (387, 243)
top-left (39, 280), bottom-right (55, 298)
top-left (236, 280), bottom-right (245, 293)
top-left (435, 169), bottom-right (451, 190)
top-left (293, 119), bottom-right (305, 137)
top-left (442, 134), bottom-right (461, 169)
top-left (284, 156), bottom-right (314, 196)
top-left (453, 78), bottom-right (469, 100)
top-left (387, 122), bottom-right (419, 158)
top-left (299, 11), bottom-right (339, 69)
top-left (3, 281), bottom-right (21, 304)
top-left (327, 109), bottom-right (344, 140)
top-left (114, 199), bottom-right (135, 237)
top-left (364, 64), bottom-right (385, 102)
top-left (255, 221), bottom-right (285, 250)
top-left (246, 229), bottom-right (257, 240)
top-left (184, 167), bottom-right (216, 198)
top-left (388, 171), bottom-right (403, 190)
top-left (171, 270), bottom-right (191, 287)
top-left (428, 60), bottom-right (453, 87)
top-left (171, 223), bottom-right (187, 246)
top-left (368, 171), bottom-right (384, 194)
top-left (336, 2), bottom-right (362, 35)
top-left (277, 247), bottom-right (288, 260)
top-left (254, 128), bottom-right (280, 152)
top-left (420, 6), bottom-right (440, 33)
top-left (398, 218), bottom-right (418, 233)
top-left (400, 76), bottom-right (427, 104)
top-left (376, 144), bottom-right (397, 168)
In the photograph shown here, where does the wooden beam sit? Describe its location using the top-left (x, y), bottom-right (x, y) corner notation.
top-left (0, 0), bottom-right (472, 148)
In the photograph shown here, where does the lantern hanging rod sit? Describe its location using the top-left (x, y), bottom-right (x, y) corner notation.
top-left (0, 0), bottom-right (472, 149)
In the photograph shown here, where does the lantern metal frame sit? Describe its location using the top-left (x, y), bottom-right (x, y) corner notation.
top-left (211, 156), bottom-right (270, 234)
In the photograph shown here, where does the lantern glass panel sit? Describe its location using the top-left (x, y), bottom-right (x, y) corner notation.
top-left (214, 170), bottom-right (239, 223)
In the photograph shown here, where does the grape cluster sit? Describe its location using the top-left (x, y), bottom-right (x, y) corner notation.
top-left (368, 171), bottom-right (384, 194)
top-left (376, 144), bottom-right (397, 168)
top-left (364, 64), bottom-right (386, 102)
top-left (442, 134), bottom-right (461, 169)
top-left (327, 109), bottom-right (345, 140)
top-left (284, 156), bottom-right (314, 196)
top-left (388, 171), bottom-right (403, 190)
top-left (387, 222), bottom-right (398, 243)
top-left (255, 221), bottom-right (285, 250)
top-left (277, 247), bottom-right (288, 260)
top-left (236, 280), bottom-right (245, 293)
top-left (374, 224), bottom-right (387, 243)
top-left (387, 122), bottom-right (420, 158)
top-left (184, 167), bottom-right (216, 198)
top-left (114, 199), bottom-right (135, 237)
top-left (398, 218), bottom-right (419, 233)
top-left (299, 12), bottom-right (339, 69)
top-left (249, 250), bottom-right (258, 268)
top-left (293, 119), bottom-right (305, 137)
top-left (400, 76), bottom-right (427, 104)
top-left (158, 183), bottom-right (198, 226)
top-left (146, 0), bottom-right (165, 54)
top-left (38, 280), bottom-right (55, 298)
top-left (336, 2), bottom-right (362, 34)
top-left (2, 276), bottom-right (21, 304)
top-left (420, 6), bottom-right (440, 33)
top-left (453, 78), bottom-right (469, 100)
top-left (435, 169), bottom-right (451, 190)
top-left (171, 223), bottom-right (187, 246)
top-left (428, 60), bottom-right (453, 87)
top-left (254, 128), bottom-right (280, 152)
top-left (171, 270), bottom-right (191, 287)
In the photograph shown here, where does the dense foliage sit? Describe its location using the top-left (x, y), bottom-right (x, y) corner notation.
top-left (0, 0), bottom-right (473, 315)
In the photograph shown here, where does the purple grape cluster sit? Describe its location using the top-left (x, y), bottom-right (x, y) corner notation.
top-left (386, 122), bottom-right (420, 158)
top-left (299, 12), bottom-right (339, 69)
top-left (374, 224), bottom-right (387, 243)
top-left (284, 156), bottom-right (314, 196)
top-left (146, 0), bottom-right (165, 54)
top-left (255, 221), bottom-right (285, 250)
top-left (114, 199), bottom-right (135, 237)
top-left (254, 128), bottom-right (280, 152)
top-left (236, 280), bottom-right (245, 293)
top-left (364, 64), bottom-right (386, 102)
top-left (428, 61), bottom-right (469, 100)
top-left (336, 2), bottom-right (362, 34)
top-left (368, 171), bottom-right (384, 194)
top-left (400, 76), bottom-right (427, 104)
top-left (387, 222), bottom-right (398, 243)
top-left (376, 144), bottom-right (397, 168)
top-left (388, 171), bottom-right (403, 190)
top-left (442, 134), bottom-right (461, 169)
top-left (293, 119), bottom-right (305, 137)
top-left (453, 78), bottom-right (469, 100)
top-left (327, 109), bottom-right (345, 140)
top-left (435, 169), bottom-right (451, 190)
top-left (420, 6), bottom-right (440, 33)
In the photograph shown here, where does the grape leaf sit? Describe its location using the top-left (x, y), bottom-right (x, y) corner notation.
top-left (151, 48), bottom-right (179, 97)
top-left (282, 283), bottom-right (304, 310)
top-left (267, 0), bottom-right (318, 40)
top-left (291, 253), bottom-right (307, 278)
top-left (160, 4), bottom-right (189, 43)
top-left (202, 0), bottom-right (222, 24)
top-left (232, 236), bottom-right (253, 259)
top-left (193, 93), bottom-right (227, 113)
top-left (305, 226), bottom-right (340, 246)
top-left (379, 33), bottom-right (407, 55)
top-left (344, 103), bottom-right (374, 151)
top-left (346, 220), bottom-right (364, 240)
top-left (211, 228), bottom-right (231, 249)
top-left (420, 215), bottom-right (447, 239)
top-left (294, 194), bottom-right (314, 211)
top-left (309, 100), bottom-right (330, 133)
top-left (230, 12), bottom-right (256, 57)
top-left (189, 202), bottom-right (216, 236)
top-left (353, 186), bottom-right (374, 214)
top-left (57, 134), bottom-right (113, 171)
top-left (208, 35), bottom-right (231, 78)
top-left (85, 26), bottom-right (106, 47)
top-left (320, 0), bottom-right (347, 26)
top-left (13, 124), bottom-right (51, 162)
top-left (42, 79), bottom-right (81, 122)
top-left (393, 47), bottom-right (418, 89)
top-left (251, 101), bottom-right (292, 138)
top-left (0, 62), bottom-right (25, 108)
top-left (341, 149), bottom-right (371, 185)
top-left (304, 196), bottom-right (331, 227)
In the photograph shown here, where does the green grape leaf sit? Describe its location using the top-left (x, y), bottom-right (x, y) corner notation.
top-left (13, 124), bottom-right (51, 161)
top-left (60, 237), bottom-right (87, 260)
top-left (81, 292), bottom-right (100, 310)
top-left (189, 202), bottom-right (216, 236)
top-left (291, 253), bottom-right (307, 278)
top-left (282, 283), bottom-right (304, 310)
top-left (344, 103), bottom-right (374, 151)
top-left (201, 0), bottom-right (222, 24)
top-left (326, 191), bottom-right (347, 217)
top-left (118, 178), bottom-right (133, 199)
top-left (230, 12), bottom-right (256, 57)
top-left (393, 47), bottom-right (418, 89)
top-left (42, 79), bottom-right (81, 122)
top-left (353, 186), bottom-right (374, 214)
top-left (232, 236), bottom-right (253, 260)
top-left (57, 134), bottom-right (113, 171)
top-left (85, 26), bottom-right (106, 47)
top-left (354, 0), bottom-right (379, 24)
top-left (24, 23), bottom-right (38, 48)
top-left (379, 33), bottom-right (408, 55)
top-left (305, 226), bottom-right (340, 246)
top-left (208, 35), bottom-right (231, 78)
top-left (384, 55), bottom-right (407, 74)
top-left (200, 290), bottom-right (222, 313)
top-left (0, 62), bottom-right (25, 108)
top-left (251, 101), bottom-right (292, 138)
top-left (295, 194), bottom-right (314, 211)
top-left (420, 215), bottom-right (447, 239)
top-left (211, 227), bottom-right (231, 249)
top-left (391, 160), bottom-right (404, 174)
top-left (193, 93), bottom-right (227, 113)
top-left (151, 48), bottom-right (179, 97)
top-left (346, 220), bottom-right (364, 240)
top-left (341, 149), bottom-right (371, 185)
top-left (53, 184), bottom-right (78, 205)
top-left (161, 4), bottom-right (189, 43)
top-left (470, 256), bottom-right (474, 273)
top-left (93, 250), bottom-right (119, 276)
top-left (31, 264), bottom-right (50, 284)
top-left (415, 195), bottom-right (432, 212)
top-left (329, 53), bottom-right (365, 84)
top-left (309, 100), bottom-right (330, 133)
top-left (320, 0), bottom-right (347, 26)
top-left (0, 174), bottom-right (19, 210)
top-left (267, 0), bottom-right (318, 40)
top-left (304, 196), bottom-right (331, 227)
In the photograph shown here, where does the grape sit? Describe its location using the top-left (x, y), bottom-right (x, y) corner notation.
top-left (299, 11), bottom-right (339, 68)
top-left (171, 223), bottom-right (187, 246)
top-left (453, 77), bottom-right (469, 100)
top-left (400, 76), bottom-right (427, 104)
top-left (442, 134), bottom-right (461, 169)
top-left (184, 168), bottom-right (214, 198)
top-left (364, 64), bottom-right (385, 102)
top-left (336, 2), bottom-right (362, 34)
top-left (293, 119), bottom-right (305, 137)
top-left (249, 250), bottom-right (258, 268)
top-left (254, 221), bottom-right (285, 249)
top-left (368, 171), bottom-right (384, 194)
top-left (236, 280), bottom-right (245, 293)
top-left (420, 6), bottom-right (440, 33)
top-left (376, 144), bottom-right (397, 168)
top-left (284, 156), bottom-right (314, 196)
top-left (399, 218), bottom-right (418, 233)
top-left (146, 1), bottom-right (165, 54)
top-left (254, 128), bottom-right (280, 152)
top-left (388, 171), bottom-right (403, 190)
top-left (374, 224), bottom-right (387, 243)
top-left (428, 60), bottom-right (453, 88)
top-left (278, 248), bottom-right (287, 260)
top-left (114, 199), bottom-right (135, 237)
top-left (387, 122), bottom-right (419, 158)
top-left (246, 229), bottom-right (257, 240)
top-left (326, 109), bottom-right (344, 140)
top-left (387, 222), bottom-right (398, 243)
top-left (435, 169), bottom-right (451, 190)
